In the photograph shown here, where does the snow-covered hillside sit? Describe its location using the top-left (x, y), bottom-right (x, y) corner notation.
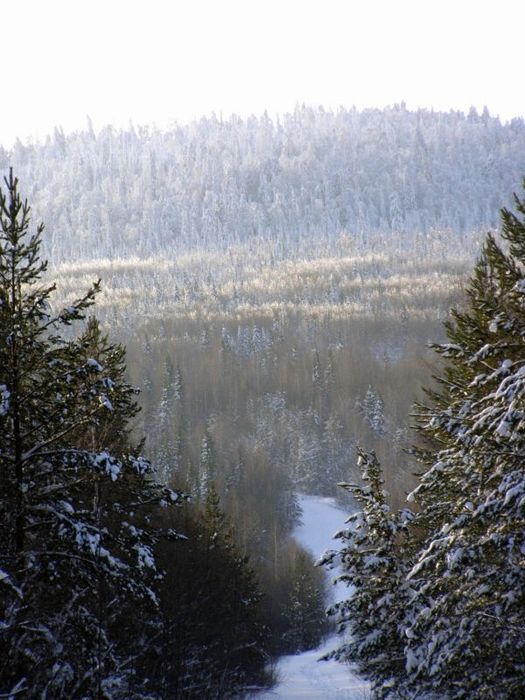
top-left (5, 106), bottom-right (525, 264)
top-left (258, 495), bottom-right (370, 699)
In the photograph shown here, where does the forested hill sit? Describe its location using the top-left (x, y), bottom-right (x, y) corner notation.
top-left (2, 105), bottom-right (525, 263)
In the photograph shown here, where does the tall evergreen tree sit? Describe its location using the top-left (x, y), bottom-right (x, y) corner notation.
top-left (282, 546), bottom-right (327, 652)
top-left (0, 170), bottom-right (185, 698)
top-left (198, 426), bottom-right (216, 499)
top-left (404, 186), bottom-right (525, 699)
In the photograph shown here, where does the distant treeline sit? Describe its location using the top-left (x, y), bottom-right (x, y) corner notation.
top-left (2, 104), bottom-right (525, 262)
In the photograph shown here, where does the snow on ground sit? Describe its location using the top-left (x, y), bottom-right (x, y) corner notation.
top-left (256, 494), bottom-right (370, 700)
top-left (262, 641), bottom-right (370, 699)
top-left (293, 495), bottom-right (352, 606)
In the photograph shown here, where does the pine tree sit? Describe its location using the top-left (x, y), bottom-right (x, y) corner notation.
top-left (0, 171), bottom-right (185, 697)
top-left (202, 483), bottom-right (268, 687)
top-left (172, 364), bottom-right (184, 404)
top-left (312, 349), bottom-right (322, 388)
top-left (321, 413), bottom-right (345, 491)
top-left (74, 316), bottom-right (142, 454)
top-left (404, 186), bottom-right (525, 698)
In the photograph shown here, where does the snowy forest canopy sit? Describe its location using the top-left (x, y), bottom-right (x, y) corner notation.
top-left (2, 104), bottom-right (525, 263)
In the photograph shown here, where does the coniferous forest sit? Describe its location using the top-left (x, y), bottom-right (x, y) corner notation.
top-left (1, 105), bottom-right (525, 698)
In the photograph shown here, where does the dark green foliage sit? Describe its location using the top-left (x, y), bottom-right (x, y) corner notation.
top-left (281, 546), bottom-right (328, 652)
top-left (256, 537), bottom-right (328, 657)
top-left (148, 483), bottom-right (271, 697)
top-left (0, 171), bottom-right (288, 699)
top-left (74, 316), bottom-right (143, 454)
top-left (0, 171), bottom-right (187, 698)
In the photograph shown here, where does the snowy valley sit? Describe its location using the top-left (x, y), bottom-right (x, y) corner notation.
top-left (2, 103), bottom-right (525, 698)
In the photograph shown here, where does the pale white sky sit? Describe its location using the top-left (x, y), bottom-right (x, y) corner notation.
top-left (1, 0), bottom-right (523, 147)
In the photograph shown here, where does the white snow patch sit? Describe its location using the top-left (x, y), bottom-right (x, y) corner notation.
top-left (496, 419), bottom-right (511, 437)
top-left (262, 642), bottom-right (370, 699)
top-left (86, 358), bottom-right (103, 371)
top-left (100, 394), bottom-right (113, 411)
top-left (0, 384), bottom-right (10, 416)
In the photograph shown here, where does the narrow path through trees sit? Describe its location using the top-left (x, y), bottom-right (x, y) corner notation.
top-left (257, 495), bottom-right (370, 699)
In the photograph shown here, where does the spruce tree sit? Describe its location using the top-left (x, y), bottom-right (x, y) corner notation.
top-left (0, 170), bottom-right (185, 697)
top-left (404, 186), bottom-right (525, 698)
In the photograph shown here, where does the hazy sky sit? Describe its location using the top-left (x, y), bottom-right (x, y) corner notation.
top-left (1, 0), bottom-right (523, 146)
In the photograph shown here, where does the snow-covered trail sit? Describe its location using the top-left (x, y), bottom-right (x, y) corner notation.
top-left (257, 495), bottom-right (370, 700)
